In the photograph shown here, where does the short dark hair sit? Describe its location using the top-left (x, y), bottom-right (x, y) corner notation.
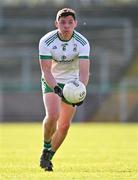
top-left (56, 8), bottom-right (76, 21)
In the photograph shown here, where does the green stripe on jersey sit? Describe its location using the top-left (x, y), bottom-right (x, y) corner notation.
top-left (39, 55), bottom-right (52, 60)
top-left (46, 36), bottom-right (58, 46)
top-left (74, 36), bottom-right (87, 46)
top-left (74, 33), bottom-right (87, 46)
top-left (79, 56), bottom-right (89, 59)
top-left (74, 33), bottom-right (87, 44)
top-left (45, 33), bottom-right (57, 44)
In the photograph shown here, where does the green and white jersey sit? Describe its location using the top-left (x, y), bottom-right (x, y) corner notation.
top-left (39, 29), bottom-right (90, 84)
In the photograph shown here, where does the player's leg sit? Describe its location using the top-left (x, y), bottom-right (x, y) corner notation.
top-left (51, 101), bottom-right (76, 156)
top-left (42, 93), bottom-right (60, 142)
top-left (40, 93), bottom-right (60, 171)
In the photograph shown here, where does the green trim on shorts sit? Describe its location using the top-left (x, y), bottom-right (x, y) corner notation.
top-left (41, 78), bottom-right (72, 105)
top-left (79, 56), bottom-right (89, 59)
top-left (39, 55), bottom-right (53, 60)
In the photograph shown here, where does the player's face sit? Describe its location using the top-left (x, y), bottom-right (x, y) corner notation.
top-left (55, 16), bottom-right (77, 36)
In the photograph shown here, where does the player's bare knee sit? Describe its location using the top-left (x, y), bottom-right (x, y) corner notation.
top-left (44, 113), bottom-right (59, 124)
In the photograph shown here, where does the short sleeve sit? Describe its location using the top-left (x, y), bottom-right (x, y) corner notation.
top-left (39, 38), bottom-right (52, 60)
top-left (79, 40), bottom-right (90, 60)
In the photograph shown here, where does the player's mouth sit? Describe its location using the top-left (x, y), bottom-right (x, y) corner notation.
top-left (63, 29), bottom-right (72, 34)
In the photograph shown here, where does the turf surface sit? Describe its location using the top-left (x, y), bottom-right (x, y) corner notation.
top-left (0, 123), bottom-right (138, 180)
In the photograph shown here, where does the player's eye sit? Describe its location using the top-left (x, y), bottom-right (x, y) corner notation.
top-left (68, 21), bottom-right (73, 24)
top-left (60, 20), bottom-right (74, 25)
top-left (60, 20), bottom-right (66, 24)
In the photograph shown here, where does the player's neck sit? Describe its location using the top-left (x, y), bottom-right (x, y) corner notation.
top-left (58, 31), bottom-right (73, 41)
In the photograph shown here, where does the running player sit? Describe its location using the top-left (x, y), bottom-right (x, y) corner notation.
top-left (39, 8), bottom-right (90, 171)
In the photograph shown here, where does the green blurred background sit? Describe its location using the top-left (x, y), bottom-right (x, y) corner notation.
top-left (0, 0), bottom-right (138, 123)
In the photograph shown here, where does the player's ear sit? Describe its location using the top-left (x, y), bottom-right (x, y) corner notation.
top-left (55, 21), bottom-right (58, 28)
top-left (74, 20), bottom-right (78, 28)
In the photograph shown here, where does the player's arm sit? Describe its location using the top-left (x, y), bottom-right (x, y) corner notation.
top-left (78, 37), bottom-right (90, 86)
top-left (39, 59), bottom-right (63, 97)
top-left (72, 59), bottom-right (90, 107)
top-left (39, 59), bottom-right (57, 89)
top-left (39, 38), bottom-right (63, 97)
top-left (39, 37), bottom-right (58, 89)
top-left (79, 59), bottom-right (90, 86)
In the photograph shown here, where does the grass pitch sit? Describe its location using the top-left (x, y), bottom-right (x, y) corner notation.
top-left (0, 122), bottom-right (138, 180)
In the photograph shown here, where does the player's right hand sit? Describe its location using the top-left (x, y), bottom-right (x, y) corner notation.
top-left (54, 85), bottom-right (63, 98)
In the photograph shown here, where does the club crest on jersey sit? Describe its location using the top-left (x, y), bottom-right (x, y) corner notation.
top-left (61, 55), bottom-right (67, 60)
top-left (61, 43), bottom-right (68, 51)
top-left (73, 44), bottom-right (77, 52)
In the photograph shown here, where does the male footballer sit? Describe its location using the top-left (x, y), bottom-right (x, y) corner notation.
top-left (39, 8), bottom-right (90, 171)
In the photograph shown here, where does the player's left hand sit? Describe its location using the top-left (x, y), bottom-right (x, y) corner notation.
top-left (72, 101), bottom-right (84, 107)
top-left (54, 85), bottom-right (64, 98)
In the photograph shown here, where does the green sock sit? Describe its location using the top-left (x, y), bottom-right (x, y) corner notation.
top-left (43, 141), bottom-right (51, 151)
top-left (43, 141), bottom-right (55, 160)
